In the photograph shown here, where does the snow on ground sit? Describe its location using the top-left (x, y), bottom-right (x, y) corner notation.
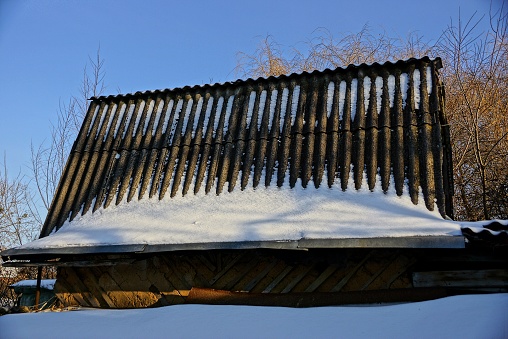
top-left (15, 179), bottom-right (462, 250)
top-left (1, 294), bottom-right (507, 339)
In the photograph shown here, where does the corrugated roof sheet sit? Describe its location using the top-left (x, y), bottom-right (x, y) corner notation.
top-left (462, 221), bottom-right (508, 245)
top-left (40, 56), bottom-right (453, 238)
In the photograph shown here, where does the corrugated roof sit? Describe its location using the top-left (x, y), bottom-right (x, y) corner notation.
top-left (39, 56), bottom-right (453, 240)
top-left (462, 221), bottom-right (508, 246)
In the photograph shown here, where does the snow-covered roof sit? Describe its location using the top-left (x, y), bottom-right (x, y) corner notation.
top-left (7, 176), bottom-right (466, 255)
top-left (10, 279), bottom-right (56, 290)
top-left (3, 57), bottom-right (464, 259)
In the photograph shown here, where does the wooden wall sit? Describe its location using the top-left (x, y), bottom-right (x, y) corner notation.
top-left (54, 249), bottom-right (416, 308)
top-left (54, 248), bottom-right (508, 308)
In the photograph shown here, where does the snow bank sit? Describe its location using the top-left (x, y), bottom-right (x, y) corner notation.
top-left (1, 294), bottom-right (507, 338)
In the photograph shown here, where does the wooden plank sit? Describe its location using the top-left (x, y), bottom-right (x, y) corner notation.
top-left (81, 267), bottom-right (117, 308)
top-left (64, 267), bottom-right (102, 308)
top-left (331, 251), bottom-right (372, 292)
top-left (304, 264), bottom-right (339, 292)
top-left (186, 287), bottom-right (450, 307)
top-left (376, 255), bottom-right (417, 290)
top-left (145, 258), bottom-right (183, 296)
top-left (413, 269), bottom-right (508, 288)
top-left (146, 270), bottom-right (186, 305)
top-left (242, 260), bottom-right (279, 292)
top-left (262, 266), bottom-right (293, 293)
top-left (196, 254), bottom-right (217, 272)
top-left (208, 252), bottom-right (245, 285)
top-left (161, 256), bottom-right (195, 289)
top-left (54, 275), bottom-right (88, 306)
top-left (359, 252), bottom-right (398, 290)
top-left (223, 257), bottom-right (260, 291)
top-left (281, 264), bottom-right (314, 293)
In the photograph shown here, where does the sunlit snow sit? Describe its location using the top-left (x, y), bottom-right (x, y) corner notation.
top-left (1, 294), bottom-right (507, 339)
top-left (15, 173), bottom-right (463, 251)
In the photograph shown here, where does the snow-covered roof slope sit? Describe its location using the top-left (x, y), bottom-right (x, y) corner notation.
top-left (1, 57), bottom-right (463, 258)
top-left (8, 176), bottom-right (464, 255)
top-left (37, 57), bottom-right (453, 242)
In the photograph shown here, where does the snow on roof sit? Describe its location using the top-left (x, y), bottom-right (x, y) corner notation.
top-left (13, 175), bottom-right (462, 252)
top-left (461, 220), bottom-right (508, 244)
top-left (0, 56), bottom-right (464, 259)
top-left (38, 57), bottom-right (453, 245)
top-left (10, 279), bottom-right (56, 290)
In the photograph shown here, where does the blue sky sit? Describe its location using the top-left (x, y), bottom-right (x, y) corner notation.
top-left (0, 0), bottom-right (495, 178)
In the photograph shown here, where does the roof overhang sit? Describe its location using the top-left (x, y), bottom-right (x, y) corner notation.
top-left (1, 236), bottom-right (465, 267)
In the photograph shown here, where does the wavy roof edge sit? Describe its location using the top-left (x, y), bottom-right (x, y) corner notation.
top-left (91, 56), bottom-right (442, 101)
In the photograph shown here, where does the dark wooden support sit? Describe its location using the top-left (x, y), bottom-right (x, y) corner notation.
top-left (34, 266), bottom-right (43, 310)
top-left (186, 287), bottom-right (450, 307)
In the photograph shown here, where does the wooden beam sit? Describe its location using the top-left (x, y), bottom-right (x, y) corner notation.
top-left (262, 266), bottom-right (293, 293)
top-left (186, 287), bottom-right (450, 307)
top-left (413, 269), bottom-right (508, 288)
top-left (281, 265), bottom-right (314, 293)
top-left (208, 252), bottom-right (245, 285)
top-left (304, 265), bottom-right (338, 292)
top-left (243, 261), bottom-right (278, 292)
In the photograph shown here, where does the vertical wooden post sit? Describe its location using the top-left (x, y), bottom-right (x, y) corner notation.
top-left (34, 266), bottom-right (42, 310)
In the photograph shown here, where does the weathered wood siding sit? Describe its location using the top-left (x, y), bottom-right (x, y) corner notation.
top-left (53, 248), bottom-right (508, 308)
top-left (54, 249), bottom-right (417, 308)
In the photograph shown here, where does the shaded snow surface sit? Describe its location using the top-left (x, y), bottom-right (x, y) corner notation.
top-left (16, 178), bottom-right (462, 250)
top-left (1, 294), bottom-right (507, 338)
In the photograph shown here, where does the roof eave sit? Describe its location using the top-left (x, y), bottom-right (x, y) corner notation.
top-left (1, 235), bottom-right (466, 266)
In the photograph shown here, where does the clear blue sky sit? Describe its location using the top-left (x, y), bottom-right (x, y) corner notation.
top-left (0, 0), bottom-right (496, 177)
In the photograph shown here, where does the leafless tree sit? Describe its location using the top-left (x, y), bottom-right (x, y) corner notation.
top-left (438, 5), bottom-right (508, 220)
top-left (0, 50), bottom-right (104, 311)
top-left (236, 26), bottom-right (435, 78)
top-left (236, 7), bottom-right (507, 221)
top-left (31, 48), bottom-right (106, 211)
top-left (0, 158), bottom-right (42, 310)
top-left (0, 160), bottom-right (41, 249)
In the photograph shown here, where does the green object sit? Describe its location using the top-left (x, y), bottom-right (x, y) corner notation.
top-left (10, 280), bottom-right (56, 310)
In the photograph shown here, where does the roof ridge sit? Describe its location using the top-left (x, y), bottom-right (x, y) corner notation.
top-left (90, 56), bottom-right (441, 101)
